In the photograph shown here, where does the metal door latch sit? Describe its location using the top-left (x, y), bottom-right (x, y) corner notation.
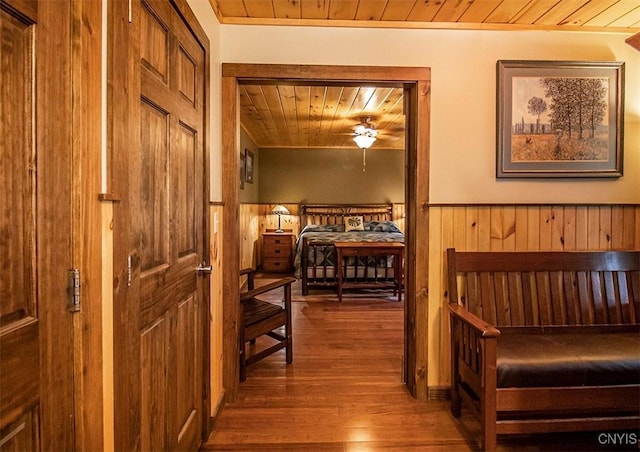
top-left (196, 261), bottom-right (213, 275)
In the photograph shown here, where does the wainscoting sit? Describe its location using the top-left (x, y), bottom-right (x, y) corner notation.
top-left (237, 203), bottom-right (639, 392)
top-left (427, 204), bottom-right (640, 389)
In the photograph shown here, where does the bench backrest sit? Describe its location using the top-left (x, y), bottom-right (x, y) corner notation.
top-left (447, 249), bottom-right (640, 327)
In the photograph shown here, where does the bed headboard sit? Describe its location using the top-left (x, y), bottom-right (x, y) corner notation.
top-left (299, 203), bottom-right (394, 226)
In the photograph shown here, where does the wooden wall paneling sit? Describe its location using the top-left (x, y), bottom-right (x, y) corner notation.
top-left (613, 206), bottom-right (628, 249)
top-left (587, 206), bottom-right (600, 249)
top-left (524, 206), bottom-right (538, 250)
top-left (575, 206), bottom-right (589, 249)
top-left (550, 207), bottom-right (564, 250)
top-left (462, 206), bottom-right (476, 250)
top-left (514, 206), bottom-right (529, 250)
top-left (427, 204), bottom-right (640, 391)
top-left (563, 206), bottom-right (576, 250)
top-left (489, 206), bottom-right (504, 250)
top-left (477, 206), bottom-right (491, 250)
top-left (538, 206), bottom-right (553, 250)
top-left (600, 206), bottom-right (612, 249)
top-left (209, 204), bottom-right (225, 419)
top-left (239, 203), bottom-right (260, 270)
top-left (427, 207), bottom-right (445, 388)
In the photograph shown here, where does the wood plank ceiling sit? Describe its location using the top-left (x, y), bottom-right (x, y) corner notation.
top-left (214, 0), bottom-right (640, 150)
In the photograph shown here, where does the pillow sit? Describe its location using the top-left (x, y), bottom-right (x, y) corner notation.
top-left (300, 224), bottom-right (344, 234)
top-left (364, 221), bottom-right (403, 233)
top-left (344, 216), bottom-right (365, 231)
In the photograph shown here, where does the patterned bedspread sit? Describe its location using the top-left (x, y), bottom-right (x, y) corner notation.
top-left (294, 222), bottom-right (405, 278)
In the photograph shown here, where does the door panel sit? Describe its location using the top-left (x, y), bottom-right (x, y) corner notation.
top-left (113, 0), bottom-right (207, 449)
top-left (1, 0), bottom-right (74, 449)
top-left (0, 10), bottom-right (39, 438)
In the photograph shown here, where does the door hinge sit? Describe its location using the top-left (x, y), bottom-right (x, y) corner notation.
top-left (68, 269), bottom-right (81, 313)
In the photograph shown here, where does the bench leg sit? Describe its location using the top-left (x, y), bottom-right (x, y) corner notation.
top-left (450, 383), bottom-right (461, 418)
top-left (481, 413), bottom-right (497, 452)
top-left (450, 317), bottom-right (462, 417)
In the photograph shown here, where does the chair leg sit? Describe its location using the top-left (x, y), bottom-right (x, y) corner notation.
top-left (285, 283), bottom-right (292, 364)
top-left (239, 334), bottom-right (247, 382)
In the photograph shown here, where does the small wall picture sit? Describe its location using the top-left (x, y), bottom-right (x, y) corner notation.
top-left (239, 151), bottom-right (245, 189)
top-left (245, 149), bottom-right (254, 183)
top-left (496, 60), bottom-right (624, 178)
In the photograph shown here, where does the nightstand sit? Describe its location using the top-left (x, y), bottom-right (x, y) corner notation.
top-left (262, 232), bottom-right (294, 273)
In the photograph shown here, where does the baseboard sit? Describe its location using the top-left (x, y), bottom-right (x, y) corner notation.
top-left (208, 390), bottom-right (226, 432)
top-left (428, 386), bottom-right (451, 400)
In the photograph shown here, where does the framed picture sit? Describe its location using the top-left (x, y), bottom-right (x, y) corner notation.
top-left (239, 151), bottom-right (245, 189)
top-left (496, 60), bottom-right (624, 178)
top-left (245, 149), bottom-right (254, 183)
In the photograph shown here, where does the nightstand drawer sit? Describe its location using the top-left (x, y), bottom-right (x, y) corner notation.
top-left (264, 235), bottom-right (290, 246)
top-left (263, 243), bottom-right (292, 257)
top-left (263, 258), bottom-right (289, 272)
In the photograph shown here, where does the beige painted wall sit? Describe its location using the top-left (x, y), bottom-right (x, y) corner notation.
top-left (219, 26), bottom-right (639, 204)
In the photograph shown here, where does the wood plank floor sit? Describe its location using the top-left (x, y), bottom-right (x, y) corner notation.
top-left (201, 277), bottom-right (635, 451)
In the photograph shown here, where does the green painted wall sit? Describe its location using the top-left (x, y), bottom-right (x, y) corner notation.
top-left (257, 147), bottom-right (405, 204)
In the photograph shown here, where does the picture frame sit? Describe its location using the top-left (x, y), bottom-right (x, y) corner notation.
top-left (245, 149), bottom-right (254, 183)
top-left (496, 60), bottom-right (624, 178)
top-left (239, 151), bottom-right (245, 189)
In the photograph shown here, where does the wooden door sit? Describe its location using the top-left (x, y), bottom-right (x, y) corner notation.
top-left (0, 0), bottom-right (75, 449)
top-left (112, 0), bottom-right (208, 449)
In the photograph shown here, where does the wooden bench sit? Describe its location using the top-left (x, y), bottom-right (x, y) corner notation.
top-left (446, 248), bottom-right (640, 451)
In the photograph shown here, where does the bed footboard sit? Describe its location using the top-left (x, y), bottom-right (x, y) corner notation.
top-left (300, 238), bottom-right (401, 297)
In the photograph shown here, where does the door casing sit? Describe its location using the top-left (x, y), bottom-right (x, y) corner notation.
top-left (220, 64), bottom-right (431, 401)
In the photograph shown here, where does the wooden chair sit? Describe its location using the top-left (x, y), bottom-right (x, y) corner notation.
top-left (239, 268), bottom-right (296, 382)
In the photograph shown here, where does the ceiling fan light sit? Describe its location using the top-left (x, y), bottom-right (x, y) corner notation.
top-left (353, 134), bottom-right (377, 149)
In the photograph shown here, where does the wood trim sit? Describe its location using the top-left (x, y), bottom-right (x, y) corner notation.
top-left (222, 63), bottom-right (430, 83)
top-left (72, 0), bottom-right (104, 450)
top-left (222, 64), bottom-right (431, 401)
top-left (109, 0), bottom-right (140, 448)
top-left (626, 32), bottom-right (640, 52)
top-left (215, 17), bottom-right (636, 34)
top-left (197, 10), bottom-right (212, 442)
top-left (221, 74), bottom-right (241, 400)
top-left (428, 202), bottom-right (640, 207)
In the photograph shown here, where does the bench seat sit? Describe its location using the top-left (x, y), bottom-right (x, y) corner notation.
top-left (447, 249), bottom-right (640, 451)
top-left (497, 332), bottom-right (640, 388)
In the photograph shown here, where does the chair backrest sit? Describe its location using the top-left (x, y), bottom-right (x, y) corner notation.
top-left (447, 249), bottom-right (640, 327)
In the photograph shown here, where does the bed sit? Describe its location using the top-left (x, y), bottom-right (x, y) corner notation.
top-left (294, 203), bottom-right (405, 296)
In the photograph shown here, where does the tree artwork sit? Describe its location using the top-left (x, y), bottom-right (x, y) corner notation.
top-left (497, 60), bottom-right (623, 178)
top-left (511, 76), bottom-right (609, 162)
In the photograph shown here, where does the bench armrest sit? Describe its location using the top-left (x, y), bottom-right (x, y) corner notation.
top-left (448, 303), bottom-right (501, 338)
top-left (240, 276), bottom-right (296, 302)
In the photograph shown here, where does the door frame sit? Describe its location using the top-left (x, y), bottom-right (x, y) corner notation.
top-left (221, 64), bottom-right (431, 401)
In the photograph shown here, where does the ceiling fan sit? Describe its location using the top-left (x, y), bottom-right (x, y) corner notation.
top-left (352, 117), bottom-right (379, 172)
top-left (353, 117), bottom-right (378, 149)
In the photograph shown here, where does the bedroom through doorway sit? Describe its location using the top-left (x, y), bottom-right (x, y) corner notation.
top-left (221, 64), bottom-right (431, 401)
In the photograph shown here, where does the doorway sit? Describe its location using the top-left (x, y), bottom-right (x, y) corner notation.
top-left (221, 64), bottom-right (431, 401)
